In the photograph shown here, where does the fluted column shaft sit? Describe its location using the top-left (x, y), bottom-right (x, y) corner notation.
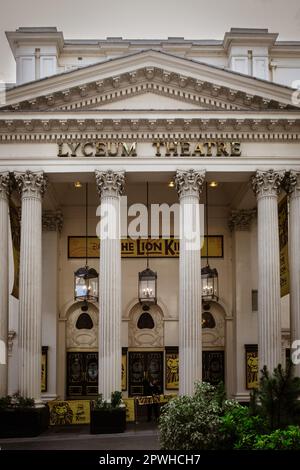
top-left (95, 170), bottom-right (125, 400)
top-left (252, 170), bottom-right (285, 373)
top-left (0, 173), bottom-right (10, 397)
top-left (15, 171), bottom-right (47, 402)
top-left (285, 171), bottom-right (300, 377)
top-left (175, 169), bottom-right (205, 396)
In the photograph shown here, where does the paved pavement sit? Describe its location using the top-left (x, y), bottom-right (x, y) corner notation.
top-left (0, 423), bottom-right (160, 450)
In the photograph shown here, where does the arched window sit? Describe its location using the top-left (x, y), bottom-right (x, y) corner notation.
top-left (76, 313), bottom-right (93, 330)
top-left (137, 312), bottom-right (155, 329)
top-left (202, 311), bottom-right (216, 329)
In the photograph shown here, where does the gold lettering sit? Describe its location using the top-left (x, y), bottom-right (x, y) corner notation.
top-left (165, 141), bottom-right (178, 157)
top-left (95, 142), bottom-right (107, 157)
top-left (204, 142), bottom-right (216, 157)
top-left (180, 142), bottom-right (191, 157)
top-left (68, 142), bottom-right (80, 157)
top-left (216, 142), bottom-right (229, 157)
top-left (57, 142), bottom-right (69, 157)
top-left (192, 143), bottom-right (205, 156)
top-left (82, 142), bottom-right (94, 157)
top-left (152, 140), bottom-right (164, 157)
top-left (107, 142), bottom-right (119, 157)
top-left (121, 142), bottom-right (137, 157)
top-left (231, 141), bottom-right (241, 156)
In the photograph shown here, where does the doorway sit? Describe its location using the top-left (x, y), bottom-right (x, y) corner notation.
top-left (128, 351), bottom-right (164, 396)
top-left (66, 351), bottom-right (98, 398)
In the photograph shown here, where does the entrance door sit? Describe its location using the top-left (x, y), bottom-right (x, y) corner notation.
top-left (67, 352), bottom-right (98, 398)
top-left (128, 351), bottom-right (163, 396)
top-left (202, 350), bottom-right (225, 385)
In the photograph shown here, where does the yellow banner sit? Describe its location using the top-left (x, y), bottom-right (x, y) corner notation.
top-left (123, 398), bottom-right (135, 422)
top-left (68, 236), bottom-right (223, 259)
top-left (48, 400), bottom-right (90, 425)
top-left (9, 200), bottom-right (20, 299)
top-left (136, 394), bottom-right (177, 406)
top-left (278, 197), bottom-right (289, 297)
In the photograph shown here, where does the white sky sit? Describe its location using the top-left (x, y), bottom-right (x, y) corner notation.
top-left (0, 0), bottom-right (300, 82)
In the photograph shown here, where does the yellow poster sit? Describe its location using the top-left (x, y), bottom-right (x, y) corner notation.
top-left (278, 196), bottom-right (289, 297)
top-left (68, 236), bottom-right (223, 259)
top-left (41, 346), bottom-right (48, 393)
top-left (9, 200), bottom-right (21, 299)
top-left (245, 346), bottom-right (259, 390)
top-left (165, 348), bottom-right (179, 390)
top-left (123, 398), bottom-right (135, 422)
top-left (122, 350), bottom-right (127, 391)
top-left (48, 400), bottom-right (90, 425)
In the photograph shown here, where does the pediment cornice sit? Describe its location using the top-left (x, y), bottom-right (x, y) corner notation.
top-left (2, 50), bottom-right (299, 112)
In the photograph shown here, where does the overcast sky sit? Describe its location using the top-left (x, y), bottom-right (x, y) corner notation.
top-left (1, 0), bottom-right (300, 82)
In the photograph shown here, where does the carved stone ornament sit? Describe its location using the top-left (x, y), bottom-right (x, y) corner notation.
top-left (251, 169), bottom-right (285, 199)
top-left (42, 210), bottom-right (63, 232)
top-left (95, 169), bottom-right (125, 198)
top-left (175, 169), bottom-right (206, 198)
top-left (283, 170), bottom-right (300, 196)
top-left (228, 209), bottom-right (256, 232)
top-left (0, 172), bottom-right (11, 198)
top-left (14, 170), bottom-right (48, 198)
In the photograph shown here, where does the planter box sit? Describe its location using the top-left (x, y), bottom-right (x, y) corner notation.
top-left (0, 406), bottom-right (49, 438)
top-left (90, 407), bottom-right (126, 434)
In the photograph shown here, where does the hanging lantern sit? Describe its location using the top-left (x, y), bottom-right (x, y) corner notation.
top-left (74, 266), bottom-right (99, 302)
top-left (138, 267), bottom-right (157, 305)
top-left (74, 183), bottom-right (99, 302)
top-left (201, 182), bottom-right (219, 301)
top-left (201, 264), bottom-right (219, 301)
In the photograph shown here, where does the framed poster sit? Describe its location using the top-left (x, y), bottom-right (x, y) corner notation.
top-left (41, 346), bottom-right (48, 393)
top-left (165, 347), bottom-right (179, 390)
top-left (122, 347), bottom-right (128, 391)
top-left (68, 236), bottom-right (224, 259)
top-left (245, 344), bottom-right (258, 389)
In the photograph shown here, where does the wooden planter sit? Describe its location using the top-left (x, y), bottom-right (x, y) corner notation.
top-left (90, 406), bottom-right (126, 434)
top-left (0, 406), bottom-right (49, 438)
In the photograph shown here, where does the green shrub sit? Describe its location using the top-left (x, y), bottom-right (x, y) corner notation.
top-left (0, 393), bottom-right (34, 409)
top-left (93, 391), bottom-right (123, 410)
top-left (221, 404), bottom-right (268, 449)
top-left (159, 382), bottom-right (238, 450)
top-left (254, 426), bottom-right (300, 450)
top-left (250, 363), bottom-right (300, 430)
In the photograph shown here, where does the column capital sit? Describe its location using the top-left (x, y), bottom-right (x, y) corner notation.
top-left (14, 171), bottom-right (47, 198)
top-left (228, 209), bottom-right (256, 231)
top-left (251, 169), bottom-right (285, 199)
top-left (175, 169), bottom-right (206, 199)
top-left (95, 169), bottom-right (125, 198)
top-left (42, 210), bottom-right (63, 232)
top-left (0, 172), bottom-right (11, 199)
top-left (283, 170), bottom-right (300, 197)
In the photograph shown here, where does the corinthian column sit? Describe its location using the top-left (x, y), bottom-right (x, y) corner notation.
top-left (175, 169), bottom-right (205, 396)
top-left (15, 171), bottom-right (47, 402)
top-left (251, 169), bottom-right (285, 373)
top-left (95, 169), bottom-right (125, 400)
top-left (0, 172), bottom-right (10, 397)
top-left (284, 171), bottom-right (300, 377)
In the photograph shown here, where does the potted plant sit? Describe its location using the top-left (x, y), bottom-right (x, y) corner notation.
top-left (0, 393), bottom-right (49, 438)
top-left (90, 391), bottom-right (126, 434)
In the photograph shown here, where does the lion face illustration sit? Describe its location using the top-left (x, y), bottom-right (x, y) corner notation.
top-left (50, 402), bottom-right (74, 425)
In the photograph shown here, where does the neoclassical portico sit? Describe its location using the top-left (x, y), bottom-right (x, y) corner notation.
top-left (1, 29), bottom-right (300, 402)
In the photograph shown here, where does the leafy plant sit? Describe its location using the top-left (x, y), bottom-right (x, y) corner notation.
top-left (159, 381), bottom-right (238, 450)
top-left (0, 393), bottom-right (34, 410)
top-left (250, 363), bottom-right (300, 430)
top-left (93, 391), bottom-right (123, 411)
top-left (253, 426), bottom-right (300, 450)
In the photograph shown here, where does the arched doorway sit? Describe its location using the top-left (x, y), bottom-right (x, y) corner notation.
top-left (65, 301), bottom-right (98, 398)
top-left (202, 301), bottom-right (226, 386)
top-left (128, 303), bottom-right (164, 396)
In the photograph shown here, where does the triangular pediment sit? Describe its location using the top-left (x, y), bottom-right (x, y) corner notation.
top-left (1, 49), bottom-right (297, 113)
